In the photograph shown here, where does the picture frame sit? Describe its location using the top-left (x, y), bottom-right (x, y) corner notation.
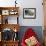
top-left (23, 8), bottom-right (36, 19)
top-left (8, 16), bottom-right (18, 24)
top-left (9, 10), bottom-right (18, 15)
top-left (2, 16), bottom-right (18, 24)
top-left (2, 10), bottom-right (9, 15)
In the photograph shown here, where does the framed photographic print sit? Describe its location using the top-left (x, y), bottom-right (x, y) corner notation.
top-left (8, 16), bottom-right (18, 24)
top-left (9, 9), bottom-right (18, 15)
top-left (2, 10), bottom-right (9, 15)
top-left (23, 8), bottom-right (36, 19)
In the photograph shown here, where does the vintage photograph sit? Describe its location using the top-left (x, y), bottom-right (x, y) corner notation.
top-left (23, 8), bottom-right (36, 19)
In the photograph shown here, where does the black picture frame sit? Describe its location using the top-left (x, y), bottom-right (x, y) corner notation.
top-left (23, 8), bottom-right (36, 19)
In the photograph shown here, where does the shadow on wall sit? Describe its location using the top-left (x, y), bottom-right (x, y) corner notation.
top-left (18, 26), bottom-right (44, 44)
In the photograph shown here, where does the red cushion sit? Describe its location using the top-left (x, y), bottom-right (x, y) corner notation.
top-left (21, 28), bottom-right (41, 46)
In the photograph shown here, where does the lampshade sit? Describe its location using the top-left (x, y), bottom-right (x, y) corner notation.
top-left (15, 0), bottom-right (17, 7)
top-left (13, 28), bottom-right (17, 32)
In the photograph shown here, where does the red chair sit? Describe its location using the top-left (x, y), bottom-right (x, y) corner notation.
top-left (21, 28), bottom-right (41, 46)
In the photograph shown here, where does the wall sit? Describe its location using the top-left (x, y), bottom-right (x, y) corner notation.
top-left (0, 0), bottom-right (44, 26)
top-left (18, 0), bottom-right (44, 26)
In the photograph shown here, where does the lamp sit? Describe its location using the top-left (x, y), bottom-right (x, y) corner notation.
top-left (14, 28), bottom-right (17, 32)
top-left (15, 0), bottom-right (17, 7)
top-left (13, 28), bottom-right (18, 41)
